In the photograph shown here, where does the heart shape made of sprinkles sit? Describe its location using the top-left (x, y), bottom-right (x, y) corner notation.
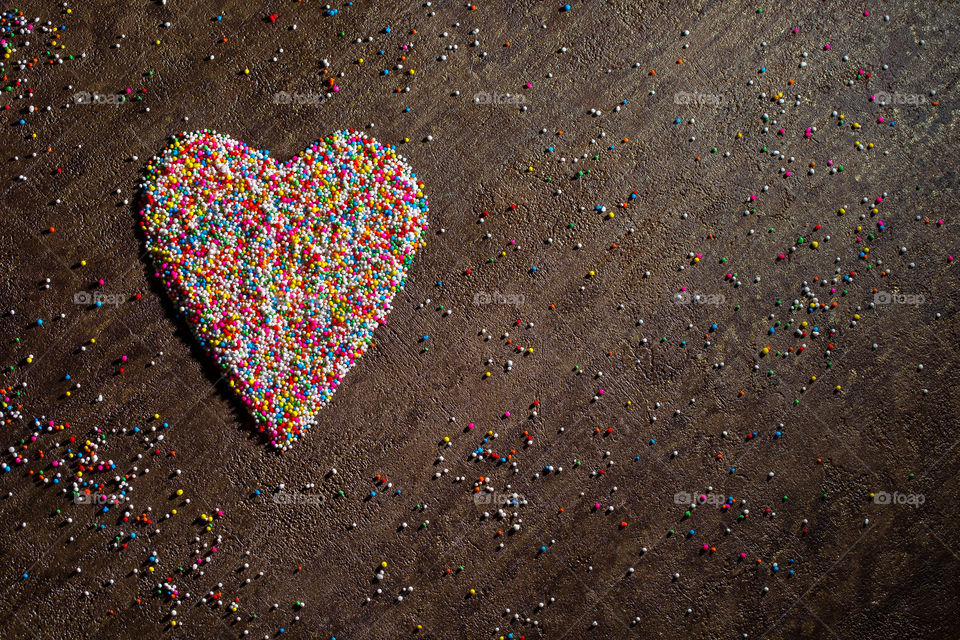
top-left (140, 130), bottom-right (428, 449)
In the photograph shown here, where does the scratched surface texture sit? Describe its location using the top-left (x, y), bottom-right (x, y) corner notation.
top-left (1, 0), bottom-right (959, 639)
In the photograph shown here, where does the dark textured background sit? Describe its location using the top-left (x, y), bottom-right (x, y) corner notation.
top-left (1, 0), bottom-right (959, 638)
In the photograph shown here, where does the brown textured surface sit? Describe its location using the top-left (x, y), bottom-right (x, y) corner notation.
top-left (1, 0), bottom-right (959, 638)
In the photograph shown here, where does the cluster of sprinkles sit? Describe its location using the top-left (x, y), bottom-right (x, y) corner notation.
top-left (140, 130), bottom-right (427, 448)
top-left (0, 0), bottom-right (954, 638)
